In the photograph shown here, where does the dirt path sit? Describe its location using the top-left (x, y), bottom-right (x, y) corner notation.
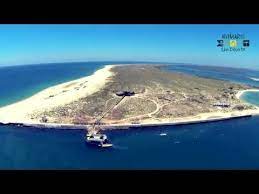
top-left (114, 96), bottom-right (159, 122)
top-left (95, 96), bottom-right (125, 124)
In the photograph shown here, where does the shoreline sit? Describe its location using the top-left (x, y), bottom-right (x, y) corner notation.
top-left (1, 100), bottom-right (259, 131)
top-left (235, 89), bottom-right (259, 100)
top-left (0, 112), bottom-right (254, 131)
top-left (1, 65), bottom-right (259, 130)
top-left (0, 65), bottom-right (115, 124)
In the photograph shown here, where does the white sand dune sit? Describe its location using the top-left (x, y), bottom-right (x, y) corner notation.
top-left (0, 65), bottom-right (115, 124)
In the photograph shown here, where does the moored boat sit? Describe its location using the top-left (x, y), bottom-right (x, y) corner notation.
top-left (85, 133), bottom-right (113, 148)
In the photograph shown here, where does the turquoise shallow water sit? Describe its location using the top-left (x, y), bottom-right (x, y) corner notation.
top-left (0, 62), bottom-right (105, 107)
top-left (240, 91), bottom-right (259, 107)
top-left (1, 62), bottom-right (259, 169)
top-left (0, 61), bottom-right (162, 107)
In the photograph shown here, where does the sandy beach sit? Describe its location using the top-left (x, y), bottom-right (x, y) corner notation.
top-left (1, 65), bottom-right (259, 130)
top-left (0, 65), bottom-right (115, 124)
top-left (236, 89), bottom-right (259, 99)
top-left (4, 108), bottom-right (257, 131)
top-left (1, 87), bottom-right (259, 130)
top-left (103, 108), bottom-right (259, 128)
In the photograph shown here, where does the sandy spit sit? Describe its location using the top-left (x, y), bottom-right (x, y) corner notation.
top-left (0, 65), bottom-right (115, 124)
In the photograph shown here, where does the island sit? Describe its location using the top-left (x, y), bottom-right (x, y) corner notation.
top-left (0, 64), bottom-right (259, 132)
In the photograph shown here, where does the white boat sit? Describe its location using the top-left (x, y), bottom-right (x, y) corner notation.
top-left (160, 133), bottom-right (167, 136)
top-left (85, 133), bottom-right (113, 148)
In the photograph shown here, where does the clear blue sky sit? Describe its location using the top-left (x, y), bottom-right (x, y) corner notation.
top-left (0, 24), bottom-right (259, 69)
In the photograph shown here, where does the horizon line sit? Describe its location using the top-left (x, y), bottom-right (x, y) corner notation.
top-left (0, 60), bottom-right (258, 71)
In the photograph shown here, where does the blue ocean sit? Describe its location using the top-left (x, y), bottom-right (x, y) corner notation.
top-left (1, 62), bottom-right (259, 169)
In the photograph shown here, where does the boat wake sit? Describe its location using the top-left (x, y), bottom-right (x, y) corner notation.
top-left (112, 145), bottom-right (129, 150)
top-left (159, 133), bottom-right (167, 136)
top-left (249, 77), bottom-right (259, 81)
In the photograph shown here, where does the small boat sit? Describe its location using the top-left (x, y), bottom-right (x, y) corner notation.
top-left (159, 133), bottom-right (167, 136)
top-left (85, 133), bottom-right (113, 148)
